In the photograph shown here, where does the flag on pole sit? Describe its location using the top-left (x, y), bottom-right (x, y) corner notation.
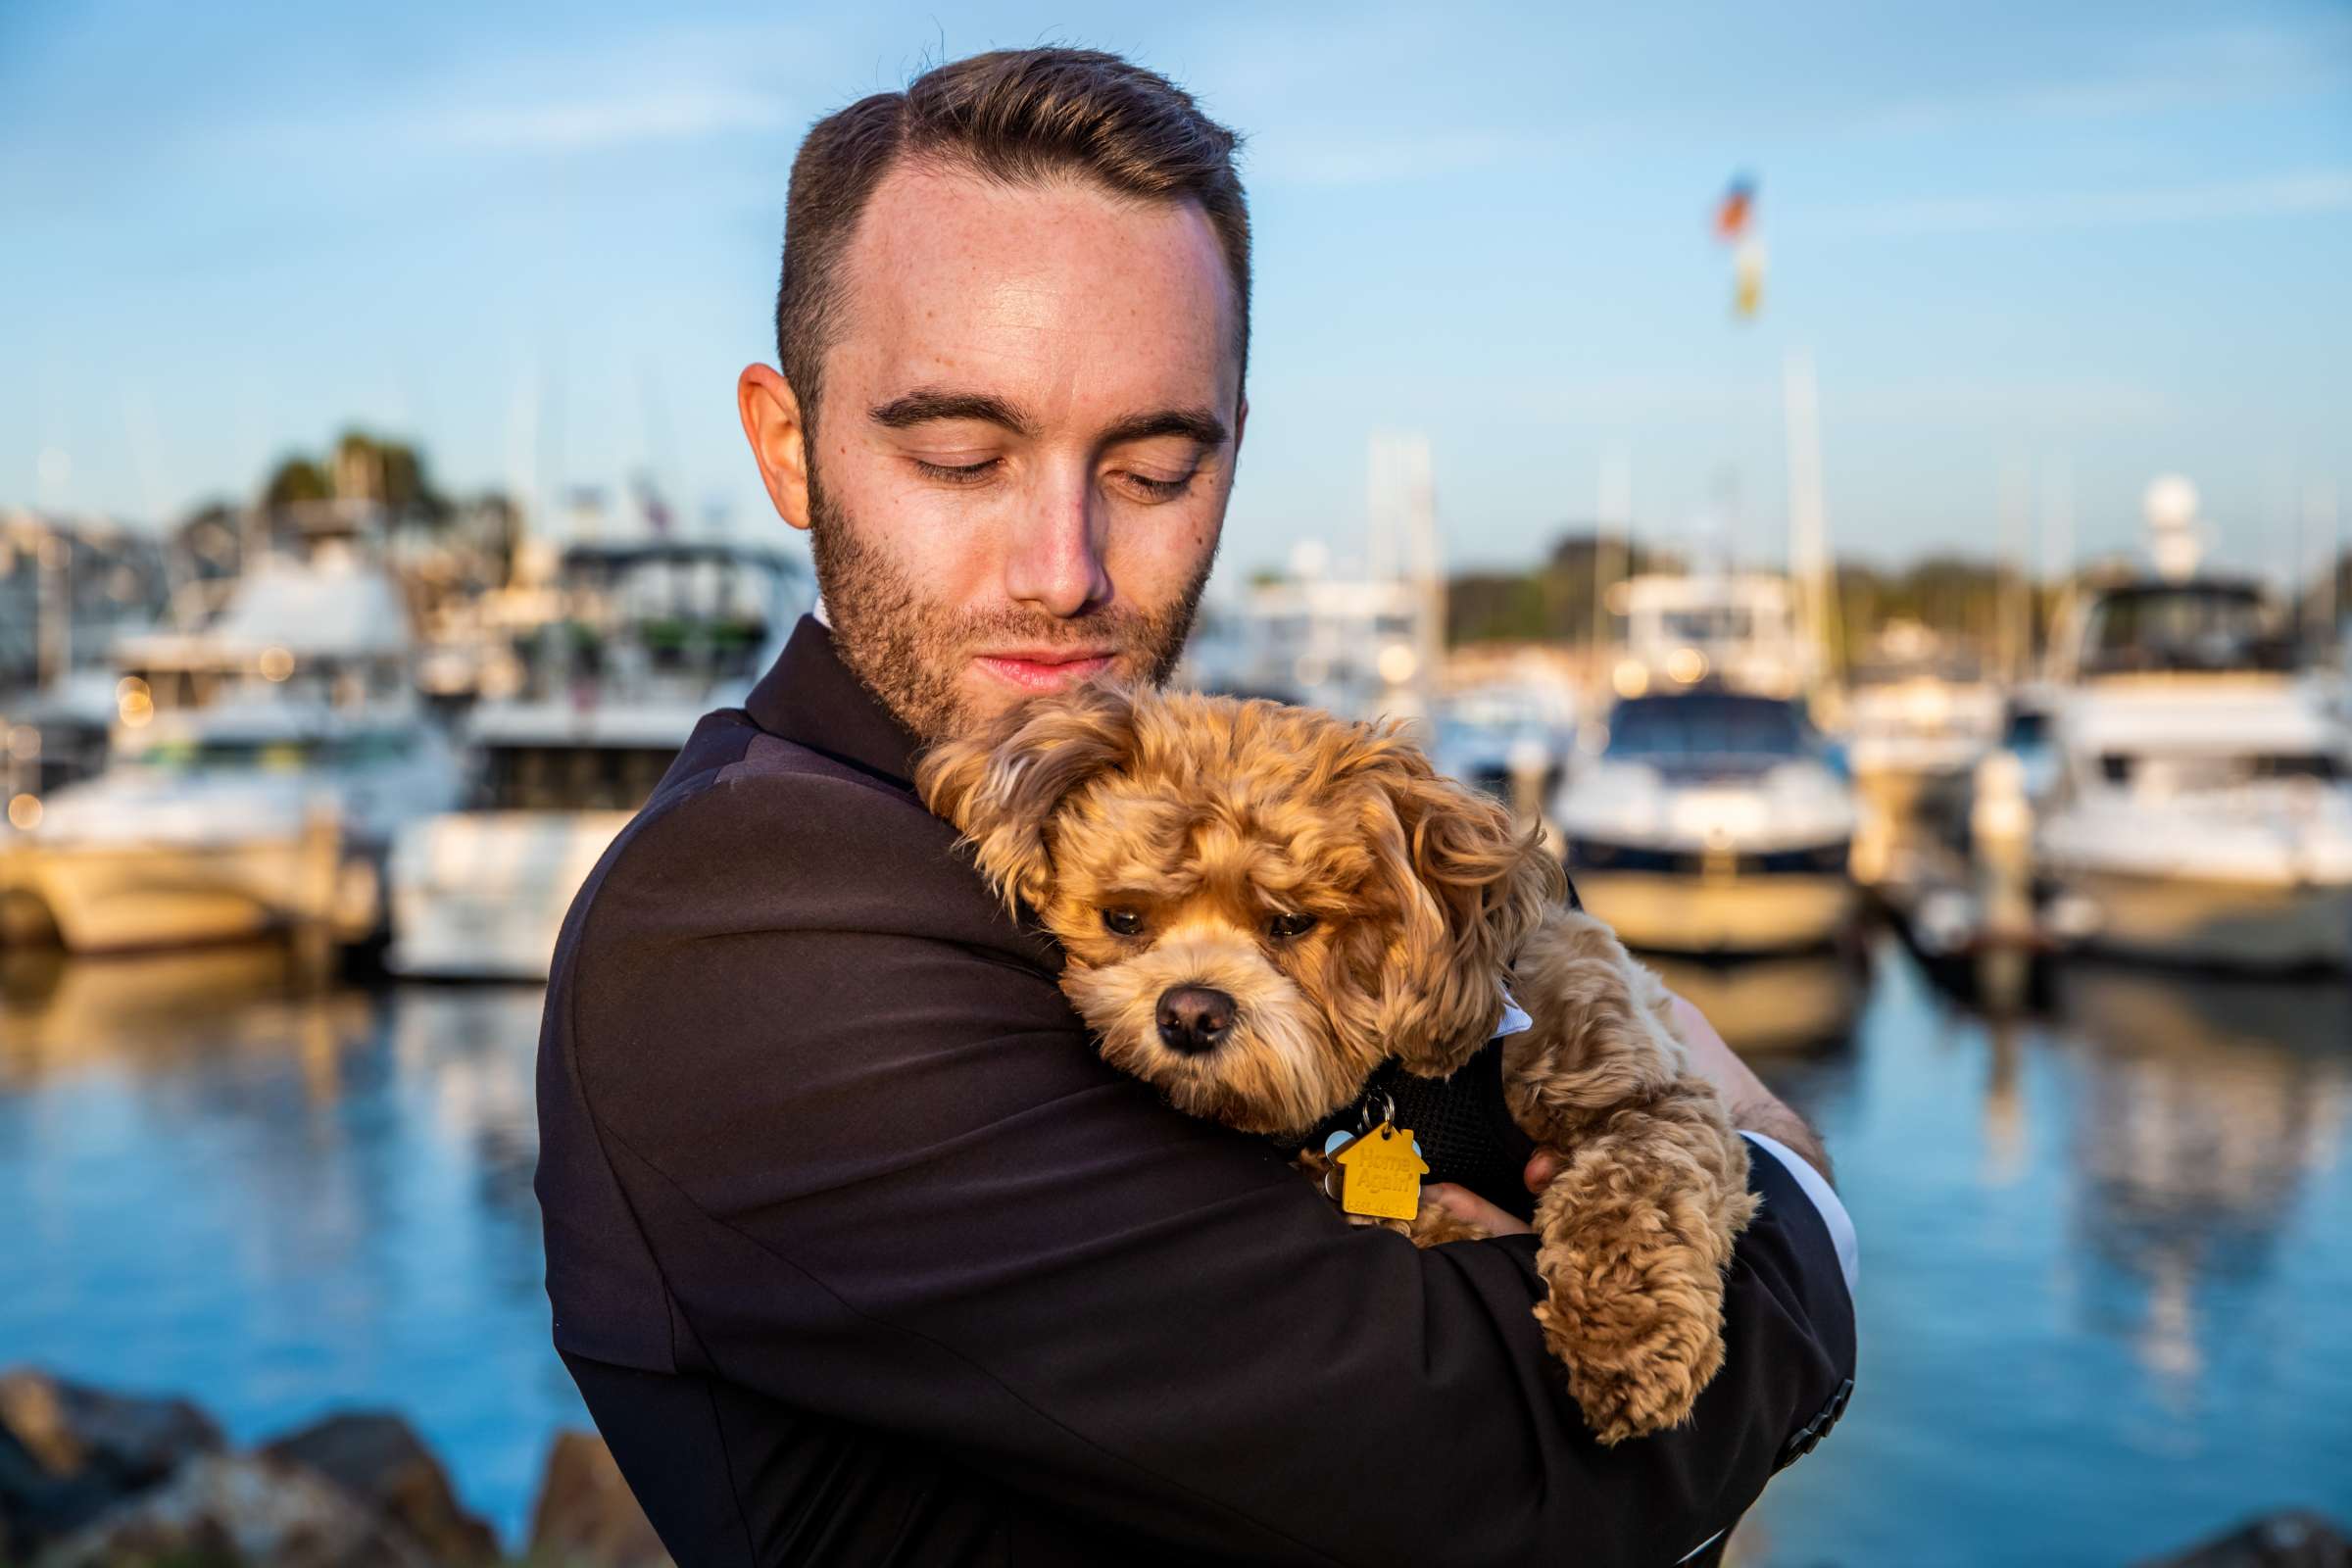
top-left (1734, 237), bottom-right (1767, 318)
top-left (1715, 174), bottom-right (1756, 241)
top-left (1715, 173), bottom-right (1763, 319)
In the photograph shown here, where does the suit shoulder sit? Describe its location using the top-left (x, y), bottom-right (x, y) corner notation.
top-left (556, 711), bottom-right (1033, 977)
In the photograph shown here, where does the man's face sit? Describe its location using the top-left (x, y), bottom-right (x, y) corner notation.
top-left (743, 160), bottom-right (1246, 741)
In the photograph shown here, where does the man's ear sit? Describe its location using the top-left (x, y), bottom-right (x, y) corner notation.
top-left (738, 364), bottom-right (811, 530)
top-left (1354, 751), bottom-right (1564, 1076)
top-left (914, 684), bottom-right (1141, 912)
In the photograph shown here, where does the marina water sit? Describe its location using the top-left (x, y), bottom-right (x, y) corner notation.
top-left (4, 935), bottom-right (2348, 1562)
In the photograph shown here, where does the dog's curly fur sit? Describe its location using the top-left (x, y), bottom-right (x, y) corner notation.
top-left (917, 683), bottom-right (1758, 1443)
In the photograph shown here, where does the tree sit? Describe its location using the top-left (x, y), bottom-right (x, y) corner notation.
top-left (331, 428), bottom-right (450, 521)
top-left (261, 457), bottom-right (332, 510)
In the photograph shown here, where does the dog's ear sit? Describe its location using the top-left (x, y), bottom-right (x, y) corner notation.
top-left (1349, 744), bottom-right (1564, 1076)
top-left (914, 682), bottom-right (1140, 912)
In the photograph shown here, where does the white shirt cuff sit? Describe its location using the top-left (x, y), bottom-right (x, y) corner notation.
top-left (1740, 1130), bottom-right (1859, 1298)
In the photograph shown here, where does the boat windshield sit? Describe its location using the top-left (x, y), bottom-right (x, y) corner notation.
top-left (139, 730), bottom-right (414, 773)
top-left (2080, 584), bottom-right (2295, 675)
top-left (479, 743), bottom-right (678, 811)
top-left (2097, 751), bottom-right (2341, 790)
top-left (1659, 607), bottom-right (1755, 646)
top-left (2002, 706), bottom-right (2049, 750)
top-left (1606, 694), bottom-right (1806, 760)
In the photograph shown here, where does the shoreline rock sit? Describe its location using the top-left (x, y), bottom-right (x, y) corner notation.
top-left (527, 1430), bottom-right (671, 1568)
top-left (33, 1451), bottom-right (436, 1568)
top-left (261, 1412), bottom-right (501, 1567)
top-left (2, 1367), bottom-right (669, 1568)
top-left (0, 1367), bottom-right (226, 1560)
top-left (2133, 1510), bottom-right (2352, 1568)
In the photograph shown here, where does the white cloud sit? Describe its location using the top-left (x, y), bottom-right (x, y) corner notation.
top-left (1814, 172), bottom-right (2352, 238)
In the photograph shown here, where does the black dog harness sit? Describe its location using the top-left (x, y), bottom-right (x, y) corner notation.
top-left (1276, 1030), bottom-right (1544, 1224)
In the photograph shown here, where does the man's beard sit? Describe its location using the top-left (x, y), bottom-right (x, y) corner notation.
top-left (807, 464), bottom-right (1215, 742)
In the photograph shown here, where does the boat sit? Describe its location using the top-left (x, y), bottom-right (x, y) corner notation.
top-left (1428, 664), bottom-right (1581, 816)
top-left (1550, 688), bottom-right (1859, 955)
top-left (1607, 573), bottom-right (1818, 702)
top-left (384, 539), bottom-right (810, 980)
top-left (2031, 478), bottom-right (2352, 972)
top-left (2, 512), bottom-right (174, 823)
top-left (1841, 622), bottom-right (2004, 817)
top-left (0, 546), bottom-right (460, 953)
top-left (1179, 571), bottom-right (1434, 722)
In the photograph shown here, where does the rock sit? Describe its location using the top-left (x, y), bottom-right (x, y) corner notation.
top-left (0, 1367), bottom-right (225, 1557)
top-left (260, 1411), bottom-right (500, 1566)
top-left (526, 1430), bottom-right (671, 1568)
top-left (31, 1451), bottom-right (434, 1568)
top-left (2135, 1510), bottom-right (2352, 1568)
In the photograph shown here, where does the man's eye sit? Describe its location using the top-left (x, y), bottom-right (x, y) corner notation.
top-left (1267, 911), bottom-right (1318, 940)
top-left (1102, 909), bottom-right (1145, 937)
top-left (913, 458), bottom-right (1002, 485)
top-left (1113, 469), bottom-right (1197, 503)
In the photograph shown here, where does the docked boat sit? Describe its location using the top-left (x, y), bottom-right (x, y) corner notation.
top-left (2023, 472), bottom-right (2352, 973)
top-left (1429, 668), bottom-right (1581, 816)
top-left (2034, 556), bottom-right (2352, 970)
top-left (0, 546), bottom-right (459, 953)
top-left (1551, 689), bottom-right (1859, 954)
top-left (1842, 625), bottom-right (2004, 817)
top-left (384, 540), bottom-right (809, 980)
top-left (1607, 573), bottom-right (1818, 702)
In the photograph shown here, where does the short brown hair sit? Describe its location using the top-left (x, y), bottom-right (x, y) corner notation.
top-left (774, 48), bottom-right (1250, 428)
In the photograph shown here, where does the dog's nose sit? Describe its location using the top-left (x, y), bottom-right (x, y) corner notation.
top-left (1155, 986), bottom-right (1236, 1054)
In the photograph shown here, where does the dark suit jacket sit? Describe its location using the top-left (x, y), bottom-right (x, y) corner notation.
top-left (536, 616), bottom-right (1856, 1566)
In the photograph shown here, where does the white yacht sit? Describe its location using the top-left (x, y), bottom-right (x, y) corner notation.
top-left (2034, 521), bottom-right (2352, 970)
top-left (1180, 572), bottom-right (1434, 722)
top-left (1429, 669), bottom-right (1581, 815)
top-left (1608, 574), bottom-right (1818, 702)
top-left (1842, 626), bottom-right (2004, 810)
top-left (385, 540), bottom-right (809, 980)
top-left (1551, 689), bottom-right (1859, 954)
top-left (0, 547), bottom-right (458, 953)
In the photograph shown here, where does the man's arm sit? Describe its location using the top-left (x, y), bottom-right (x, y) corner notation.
top-left (556, 772), bottom-right (1856, 1566)
top-left (1670, 995), bottom-right (1833, 1184)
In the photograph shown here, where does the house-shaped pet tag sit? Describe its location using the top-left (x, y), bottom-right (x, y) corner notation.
top-left (1333, 1121), bottom-right (1429, 1221)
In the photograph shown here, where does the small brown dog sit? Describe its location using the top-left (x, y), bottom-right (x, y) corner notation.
top-left (917, 683), bottom-right (1757, 1443)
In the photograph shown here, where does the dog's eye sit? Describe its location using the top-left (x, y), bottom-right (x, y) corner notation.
top-left (1267, 911), bottom-right (1318, 940)
top-left (1102, 908), bottom-right (1145, 937)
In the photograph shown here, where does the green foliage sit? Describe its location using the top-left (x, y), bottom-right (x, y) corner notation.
top-left (261, 456), bottom-right (332, 510)
top-left (254, 428), bottom-right (453, 522)
top-left (1445, 528), bottom-right (1680, 645)
top-left (331, 427), bottom-right (450, 520)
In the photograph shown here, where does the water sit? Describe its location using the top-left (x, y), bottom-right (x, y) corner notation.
top-left (0, 949), bottom-right (580, 1544)
top-left (4, 937), bottom-right (2350, 1564)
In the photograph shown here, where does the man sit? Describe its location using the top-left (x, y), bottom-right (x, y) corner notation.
top-left (536, 47), bottom-right (1855, 1566)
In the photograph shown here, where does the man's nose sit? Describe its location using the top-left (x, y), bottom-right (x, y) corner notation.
top-left (1004, 463), bottom-right (1111, 617)
top-left (1155, 986), bottom-right (1236, 1055)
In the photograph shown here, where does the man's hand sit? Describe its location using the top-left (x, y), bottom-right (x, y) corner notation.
top-left (1424, 1181), bottom-right (1537, 1237)
top-left (1427, 993), bottom-right (1833, 1236)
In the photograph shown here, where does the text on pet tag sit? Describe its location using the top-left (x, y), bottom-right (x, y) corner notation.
top-left (1333, 1121), bottom-right (1430, 1221)
top-left (1323, 1127), bottom-right (1421, 1157)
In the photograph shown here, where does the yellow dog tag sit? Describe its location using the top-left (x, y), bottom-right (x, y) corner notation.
top-left (1334, 1121), bottom-right (1429, 1221)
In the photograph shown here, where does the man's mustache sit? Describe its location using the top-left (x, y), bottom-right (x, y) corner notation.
top-left (950, 608), bottom-right (1165, 648)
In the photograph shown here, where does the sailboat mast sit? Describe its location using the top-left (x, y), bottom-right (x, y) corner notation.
top-left (1782, 349), bottom-right (1836, 691)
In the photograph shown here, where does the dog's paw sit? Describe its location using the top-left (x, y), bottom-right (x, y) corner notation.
top-left (1533, 1295), bottom-right (1723, 1444)
top-left (1524, 1135), bottom-right (1755, 1444)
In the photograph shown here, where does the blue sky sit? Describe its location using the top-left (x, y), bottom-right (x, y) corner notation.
top-left (4, 0), bottom-right (2347, 584)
